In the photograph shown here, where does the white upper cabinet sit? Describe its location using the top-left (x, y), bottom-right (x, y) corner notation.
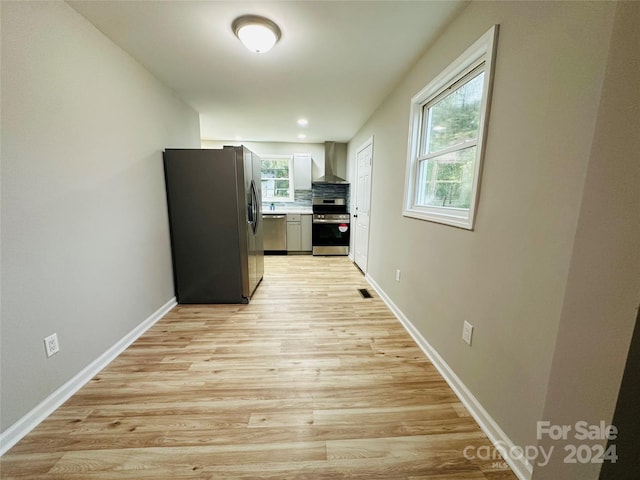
top-left (293, 153), bottom-right (312, 190)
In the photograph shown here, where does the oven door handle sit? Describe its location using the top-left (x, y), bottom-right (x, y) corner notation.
top-left (313, 219), bottom-right (351, 224)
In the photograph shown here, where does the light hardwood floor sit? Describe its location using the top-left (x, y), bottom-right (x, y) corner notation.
top-left (1, 256), bottom-right (517, 479)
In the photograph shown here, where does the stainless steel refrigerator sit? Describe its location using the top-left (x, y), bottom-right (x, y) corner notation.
top-left (163, 147), bottom-right (264, 303)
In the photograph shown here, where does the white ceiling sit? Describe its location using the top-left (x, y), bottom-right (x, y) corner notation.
top-left (68, 1), bottom-right (468, 144)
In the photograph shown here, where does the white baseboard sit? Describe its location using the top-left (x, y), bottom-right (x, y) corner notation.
top-left (0, 297), bottom-right (177, 456)
top-left (364, 274), bottom-right (533, 480)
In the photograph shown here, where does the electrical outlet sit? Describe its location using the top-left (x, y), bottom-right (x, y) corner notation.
top-left (462, 321), bottom-right (473, 346)
top-left (44, 333), bottom-right (60, 357)
top-left (395, 269), bottom-right (401, 282)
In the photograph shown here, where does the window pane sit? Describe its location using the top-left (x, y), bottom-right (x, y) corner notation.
top-left (273, 179), bottom-right (290, 198)
top-left (424, 70), bottom-right (485, 155)
top-left (261, 158), bottom-right (292, 200)
top-left (261, 159), bottom-right (289, 179)
top-left (416, 146), bottom-right (477, 208)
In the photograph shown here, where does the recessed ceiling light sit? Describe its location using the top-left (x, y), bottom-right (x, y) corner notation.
top-left (297, 133), bottom-right (307, 139)
top-left (297, 118), bottom-right (308, 127)
top-left (232, 15), bottom-right (281, 54)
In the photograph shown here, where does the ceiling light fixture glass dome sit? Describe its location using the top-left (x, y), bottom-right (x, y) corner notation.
top-left (232, 15), bottom-right (281, 54)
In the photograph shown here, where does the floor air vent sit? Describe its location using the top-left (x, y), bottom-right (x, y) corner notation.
top-left (358, 288), bottom-right (373, 299)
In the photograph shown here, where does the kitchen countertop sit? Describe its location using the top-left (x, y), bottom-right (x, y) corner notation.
top-left (262, 208), bottom-right (312, 215)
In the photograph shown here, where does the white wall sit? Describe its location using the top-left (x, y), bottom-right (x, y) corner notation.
top-left (536, 2), bottom-right (640, 478)
top-left (202, 140), bottom-right (325, 181)
top-left (347, 1), bottom-right (639, 478)
top-left (1, 1), bottom-right (200, 433)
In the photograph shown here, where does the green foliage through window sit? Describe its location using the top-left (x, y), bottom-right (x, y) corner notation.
top-left (424, 71), bottom-right (484, 155)
top-left (261, 157), bottom-right (293, 201)
top-left (416, 68), bottom-right (484, 209)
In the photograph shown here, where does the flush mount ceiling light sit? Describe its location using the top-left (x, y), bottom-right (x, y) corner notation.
top-left (232, 15), bottom-right (281, 54)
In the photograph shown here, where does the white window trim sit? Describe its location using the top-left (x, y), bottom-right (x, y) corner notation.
top-left (403, 25), bottom-right (499, 230)
top-left (261, 154), bottom-right (295, 202)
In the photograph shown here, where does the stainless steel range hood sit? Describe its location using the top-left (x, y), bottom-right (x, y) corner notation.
top-left (313, 141), bottom-right (349, 184)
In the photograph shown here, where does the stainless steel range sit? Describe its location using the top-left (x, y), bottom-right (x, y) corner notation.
top-left (312, 198), bottom-right (350, 255)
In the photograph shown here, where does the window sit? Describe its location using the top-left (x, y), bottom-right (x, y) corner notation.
top-left (261, 155), bottom-right (294, 202)
top-left (404, 25), bottom-right (499, 229)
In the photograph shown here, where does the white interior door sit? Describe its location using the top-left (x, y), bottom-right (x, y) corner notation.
top-left (354, 137), bottom-right (373, 273)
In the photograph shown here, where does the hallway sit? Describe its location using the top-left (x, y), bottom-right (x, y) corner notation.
top-left (1, 256), bottom-right (516, 479)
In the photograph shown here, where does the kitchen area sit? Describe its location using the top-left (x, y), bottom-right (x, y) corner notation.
top-left (260, 141), bottom-right (351, 257)
top-left (162, 140), bottom-right (352, 305)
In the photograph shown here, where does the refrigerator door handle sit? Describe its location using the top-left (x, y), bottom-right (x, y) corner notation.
top-left (253, 181), bottom-right (262, 229)
top-left (249, 180), bottom-right (259, 234)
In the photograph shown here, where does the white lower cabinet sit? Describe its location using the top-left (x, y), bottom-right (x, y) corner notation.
top-left (286, 219), bottom-right (301, 251)
top-left (286, 214), bottom-right (312, 252)
top-left (301, 215), bottom-right (312, 251)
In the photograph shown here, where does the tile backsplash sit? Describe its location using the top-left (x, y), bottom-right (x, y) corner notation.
top-left (311, 183), bottom-right (350, 199)
top-left (262, 184), bottom-right (352, 212)
top-left (263, 189), bottom-right (312, 210)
